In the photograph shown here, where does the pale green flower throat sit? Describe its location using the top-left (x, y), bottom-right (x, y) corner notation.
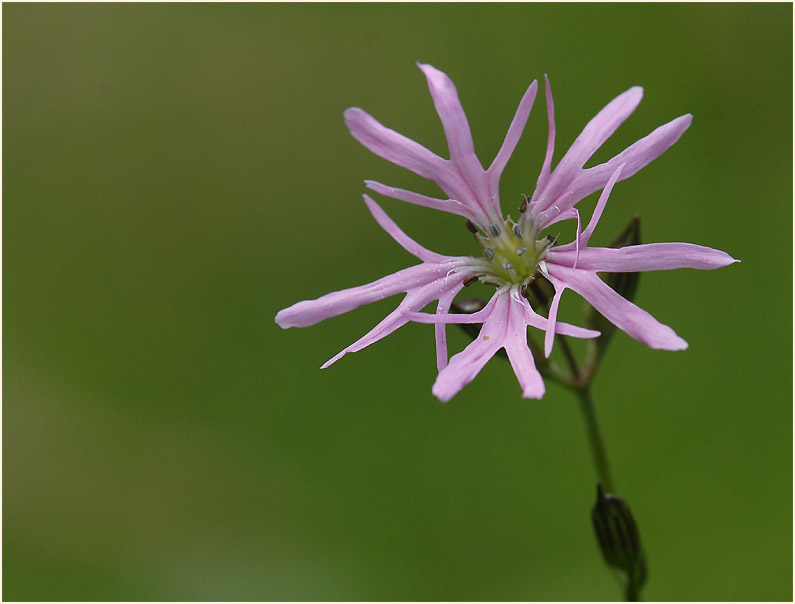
top-left (468, 214), bottom-right (554, 287)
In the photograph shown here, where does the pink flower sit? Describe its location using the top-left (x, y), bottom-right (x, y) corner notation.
top-left (275, 64), bottom-right (737, 402)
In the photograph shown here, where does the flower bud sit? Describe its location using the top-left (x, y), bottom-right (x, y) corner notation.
top-left (591, 484), bottom-right (647, 600)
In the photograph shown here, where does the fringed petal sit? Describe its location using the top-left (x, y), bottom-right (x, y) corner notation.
top-left (419, 63), bottom-right (490, 206)
top-left (432, 291), bottom-right (509, 402)
top-left (533, 75), bottom-right (556, 195)
top-left (488, 79), bottom-right (539, 195)
top-left (322, 273), bottom-right (469, 368)
top-left (503, 292), bottom-right (545, 398)
top-left (549, 242), bottom-right (739, 273)
top-left (365, 180), bottom-right (476, 221)
top-left (565, 114), bottom-right (693, 204)
top-left (434, 281), bottom-right (466, 372)
top-left (275, 261), bottom-right (467, 329)
top-left (535, 87), bottom-right (643, 211)
top-left (344, 107), bottom-right (452, 183)
top-left (363, 195), bottom-right (451, 264)
top-left (546, 264), bottom-right (687, 350)
top-left (544, 281), bottom-right (566, 358)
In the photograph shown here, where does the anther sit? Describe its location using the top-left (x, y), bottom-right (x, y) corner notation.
top-left (517, 246), bottom-right (527, 256)
top-left (463, 275), bottom-right (479, 287)
top-left (513, 223), bottom-right (523, 239)
top-left (519, 196), bottom-right (528, 213)
top-left (483, 246), bottom-right (495, 260)
top-left (503, 263), bottom-right (514, 271)
top-left (488, 223), bottom-right (502, 238)
top-left (465, 219), bottom-right (478, 234)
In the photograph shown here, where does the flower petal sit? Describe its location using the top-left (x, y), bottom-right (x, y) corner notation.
top-left (564, 115), bottom-right (693, 206)
top-left (533, 75), bottom-right (556, 195)
top-left (521, 300), bottom-right (599, 339)
top-left (549, 242), bottom-right (739, 272)
top-left (546, 263), bottom-right (687, 350)
top-left (321, 306), bottom-right (410, 368)
top-left (363, 195), bottom-right (451, 264)
top-left (579, 164), bottom-right (624, 245)
top-left (488, 78), bottom-right (538, 192)
top-left (344, 107), bottom-right (450, 182)
top-left (535, 87), bottom-right (643, 211)
top-left (408, 292), bottom-right (600, 340)
top-left (345, 107), bottom-right (491, 226)
top-left (365, 180), bottom-right (474, 220)
top-left (418, 64), bottom-right (492, 214)
top-left (432, 291), bottom-right (509, 402)
top-left (404, 293), bottom-right (499, 325)
top-left (543, 281), bottom-right (566, 358)
top-left (275, 261), bottom-right (467, 329)
top-left (434, 282), bottom-right (466, 372)
top-left (322, 274), bottom-right (467, 368)
top-left (503, 291), bottom-right (545, 398)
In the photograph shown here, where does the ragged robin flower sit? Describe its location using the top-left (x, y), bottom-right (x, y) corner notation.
top-left (275, 64), bottom-right (737, 401)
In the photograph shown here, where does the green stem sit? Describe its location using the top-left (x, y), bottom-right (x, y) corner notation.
top-left (556, 335), bottom-right (615, 493)
top-left (557, 334), bottom-right (583, 384)
top-left (557, 337), bottom-right (641, 601)
top-left (575, 385), bottom-right (615, 494)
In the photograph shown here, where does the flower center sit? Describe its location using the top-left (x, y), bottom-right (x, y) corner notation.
top-left (469, 217), bottom-right (552, 286)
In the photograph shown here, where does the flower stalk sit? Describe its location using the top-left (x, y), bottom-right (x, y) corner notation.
top-left (575, 385), bottom-right (615, 494)
top-left (455, 234), bottom-right (651, 600)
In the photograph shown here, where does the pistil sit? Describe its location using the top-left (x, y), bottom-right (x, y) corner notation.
top-left (469, 216), bottom-right (553, 285)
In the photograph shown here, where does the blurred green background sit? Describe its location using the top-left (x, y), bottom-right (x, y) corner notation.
top-left (4, 3), bottom-right (791, 601)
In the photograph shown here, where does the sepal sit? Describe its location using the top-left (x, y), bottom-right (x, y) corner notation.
top-left (591, 483), bottom-right (647, 601)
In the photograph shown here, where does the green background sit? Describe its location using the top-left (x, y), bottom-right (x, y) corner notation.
top-left (4, 3), bottom-right (792, 601)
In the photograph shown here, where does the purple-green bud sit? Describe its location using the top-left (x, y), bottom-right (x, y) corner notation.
top-left (591, 484), bottom-right (647, 601)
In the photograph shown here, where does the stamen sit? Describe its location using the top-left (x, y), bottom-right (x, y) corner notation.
top-left (517, 246), bottom-right (528, 256)
top-left (488, 223), bottom-right (502, 238)
top-left (465, 219), bottom-right (478, 234)
top-left (519, 196), bottom-right (528, 213)
top-left (512, 223), bottom-right (523, 239)
top-left (502, 262), bottom-right (514, 271)
top-left (520, 282), bottom-right (536, 301)
top-left (463, 275), bottom-right (479, 287)
top-left (483, 246), bottom-right (495, 260)
top-left (538, 260), bottom-right (549, 277)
